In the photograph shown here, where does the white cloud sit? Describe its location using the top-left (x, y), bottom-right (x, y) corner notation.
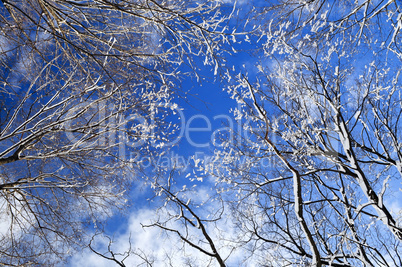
top-left (68, 184), bottom-right (257, 266)
top-left (68, 208), bottom-right (187, 266)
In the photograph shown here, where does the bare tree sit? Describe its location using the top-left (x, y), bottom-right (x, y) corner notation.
top-left (88, 233), bottom-right (158, 267)
top-left (15, 0), bottom-right (402, 266)
top-left (97, 1), bottom-right (402, 266)
top-left (0, 0), bottom-right (233, 265)
top-left (206, 1), bottom-right (402, 266)
top-left (86, 174), bottom-right (232, 266)
top-left (144, 172), bottom-right (228, 267)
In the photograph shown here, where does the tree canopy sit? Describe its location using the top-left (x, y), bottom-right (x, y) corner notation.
top-left (1, 0), bottom-right (402, 266)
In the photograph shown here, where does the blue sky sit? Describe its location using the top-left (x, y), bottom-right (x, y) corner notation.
top-left (1, 0), bottom-right (401, 266)
top-left (69, 1), bottom-right (402, 263)
top-left (65, 2), bottom-right (266, 264)
top-left (100, 28), bottom-right (256, 228)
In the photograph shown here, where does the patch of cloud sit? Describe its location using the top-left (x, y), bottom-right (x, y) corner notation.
top-left (68, 183), bottom-right (259, 266)
top-left (68, 208), bottom-right (191, 266)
